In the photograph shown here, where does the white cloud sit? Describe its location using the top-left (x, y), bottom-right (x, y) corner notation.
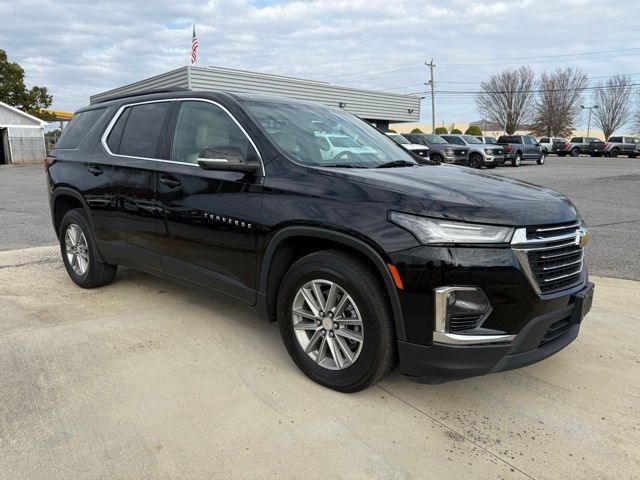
top-left (0, 0), bottom-right (637, 128)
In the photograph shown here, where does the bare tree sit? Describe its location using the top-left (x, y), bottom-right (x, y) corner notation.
top-left (592, 75), bottom-right (633, 139)
top-left (633, 90), bottom-right (640, 134)
top-left (475, 66), bottom-right (535, 134)
top-left (531, 68), bottom-right (588, 138)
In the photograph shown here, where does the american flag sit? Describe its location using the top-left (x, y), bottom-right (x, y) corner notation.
top-left (191, 25), bottom-right (198, 64)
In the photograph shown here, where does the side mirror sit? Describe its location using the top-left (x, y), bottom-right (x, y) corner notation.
top-left (197, 146), bottom-right (260, 174)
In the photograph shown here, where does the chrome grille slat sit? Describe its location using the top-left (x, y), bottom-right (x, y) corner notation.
top-left (512, 222), bottom-right (586, 294)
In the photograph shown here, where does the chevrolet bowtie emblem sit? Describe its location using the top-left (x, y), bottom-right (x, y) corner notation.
top-left (576, 229), bottom-right (589, 247)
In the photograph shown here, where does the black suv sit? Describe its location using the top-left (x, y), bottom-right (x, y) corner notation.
top-left (47, 90), bottom-right (594, 392)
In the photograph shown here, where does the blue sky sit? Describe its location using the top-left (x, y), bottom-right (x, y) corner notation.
top-left (1, 0), bottom-right (638, 130)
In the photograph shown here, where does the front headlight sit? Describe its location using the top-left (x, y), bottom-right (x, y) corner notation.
top-left (444, 148), bottom-right (454, 155)
top-left (484, 148), bottom-right (494, 154)
top-left (389, 212), bottom-right (514, 244)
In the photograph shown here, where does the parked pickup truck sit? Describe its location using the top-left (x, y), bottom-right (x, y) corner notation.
top-left (604, 136), bottom-right (639, 158)
top-left (557, 137), bottom-right (605, 157)
top-left (496, 135), bottom-right (545, 167)
top-left (539, 137), bottom-right (568, 155)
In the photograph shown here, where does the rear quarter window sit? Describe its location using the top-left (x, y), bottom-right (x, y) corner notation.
top-left (498, 136), bottom-right (520, 143)
top-left (107, 102), bottom-right (172, 158)
top-left (55, 108), bottom-right (107, 149)
top-left (608, 136), bottom-right (622, 143)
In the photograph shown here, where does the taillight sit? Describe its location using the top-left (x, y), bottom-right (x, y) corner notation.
top-left (44, 155), bottom-right (56, 171)
top-left (563, 143), bottom-right (569, 150)
top-left (604, 142), bottom-right (609, 149)
top-left (505, 144), bottom-right (513, 153)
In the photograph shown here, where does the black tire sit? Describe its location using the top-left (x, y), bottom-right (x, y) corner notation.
top-left (629, 154), bottom-right (637, 159)
top-left (609, 149), bottom-right (619, 158)
top-left (468, 153), bottom-right (483, 169)
top-left (570, 148), bottom-right (580, 157)
top-left (430, 153), bottom-right (443, 163)
top-left (511, 153), bottom-right (522, 167)
top-left (277, 250), bottom-right (396, 392)
top-left (537, 152), bottom-right (546, 165)
top-left (59, 208), bottom-right (117, 288)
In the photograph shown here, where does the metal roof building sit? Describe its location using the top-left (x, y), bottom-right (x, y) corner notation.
top-left (0, 101), bottom-right (46, 165)
top-left (90, 66), bottom-right (420, 130)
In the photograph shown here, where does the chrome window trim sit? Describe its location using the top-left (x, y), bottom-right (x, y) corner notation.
top-left (100, 97), bottom-right (265, 176)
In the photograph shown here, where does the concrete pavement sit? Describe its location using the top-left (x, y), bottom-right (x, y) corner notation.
top-left (1, 246), bottom-right (639, 479)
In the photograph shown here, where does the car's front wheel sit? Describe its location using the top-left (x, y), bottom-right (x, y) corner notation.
top-left (59, 208), bottom-right (117, 288)
top-left (537, 152), bottom-right (546, 165)
top-left (277, 250), bottom-right (396, 392)
top-left (469, 153), bottom-right (483, 169)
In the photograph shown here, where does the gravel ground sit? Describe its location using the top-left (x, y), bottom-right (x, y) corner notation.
top-left (0, 157), bottom-right (638, 279)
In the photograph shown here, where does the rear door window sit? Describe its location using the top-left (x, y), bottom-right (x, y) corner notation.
top-left (540, 138), bottom-right (549, 143)
top-left (608, 136), bottom-right (622, 143)
top-left (108, 102), bottom-right (172, 159)
top-left (55, 108), bottom-right (107, 149)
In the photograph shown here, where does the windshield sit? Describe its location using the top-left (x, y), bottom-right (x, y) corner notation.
top-left (326, 136), bottom-right (359, 148)
top-left (424, 134), bottom-right (447, 144)
top-left (244, 101), bottom-right (417, 168)
top-left (462, 135), bottom-right (482, 144)
top-left (484, 137), bottom-right (497, 144)
top-left (387, 133), bottom-right (410, 145)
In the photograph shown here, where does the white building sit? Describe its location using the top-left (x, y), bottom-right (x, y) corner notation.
top-left (0, 101), bottom-right (46, 165)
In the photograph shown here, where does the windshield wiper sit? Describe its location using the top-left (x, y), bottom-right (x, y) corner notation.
top-left (375, 160), bottom-right (417, 168)
top-left (320, 164), bottom-right (368, 168)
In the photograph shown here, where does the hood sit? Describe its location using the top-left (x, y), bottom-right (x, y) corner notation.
top-left (315, 164), bottom-right (579, 226)
top-left (405, 143), bottom-right (429, 151)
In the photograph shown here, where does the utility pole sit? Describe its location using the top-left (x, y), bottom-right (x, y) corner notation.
top-left (581, 104), bottom-right (598, 137)
top-left (426, 59), bottom-right (436, 134)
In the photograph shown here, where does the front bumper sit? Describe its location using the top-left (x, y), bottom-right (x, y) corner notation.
top-left (445, 154), bottom-right (468, 165)
top-left (483, 154), bottom-right (505, 164)
top-left (398, 282), bottom-right (594, 383)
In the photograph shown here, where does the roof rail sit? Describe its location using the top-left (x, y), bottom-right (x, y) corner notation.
top-left (90, 87), bottom-right (190, 104)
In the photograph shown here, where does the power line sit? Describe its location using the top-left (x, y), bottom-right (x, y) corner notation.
top-left (436, 46), bottom-right (640, 63)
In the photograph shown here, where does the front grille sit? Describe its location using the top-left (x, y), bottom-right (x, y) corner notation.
top-left (512, 222), bottom-right (585, 295)
top-left (539, 317), bottom-right (572, 346)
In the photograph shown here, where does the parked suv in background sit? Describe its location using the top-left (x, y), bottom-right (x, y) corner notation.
top-left (604, 136), bottom-right (639, 158)
top-left (539, 137), bottom-right (568, 155)
top-left (440, 134), bottom-right (505, 169)
top-left (403, 133), bottom-right (468, 165)
top-left (47, 90), bottom-right (594, 392)
top-left (558, 137), bottom-right (605, 157)
top-left (496, 135), bottom-right (545, 167)
top-left (385, 133), bottom-right (430, 159)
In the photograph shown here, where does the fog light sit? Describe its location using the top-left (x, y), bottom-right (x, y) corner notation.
top-left (434, 287), bottom-right (491, 334)
top-left (433, 287), bottom-right (515, 345)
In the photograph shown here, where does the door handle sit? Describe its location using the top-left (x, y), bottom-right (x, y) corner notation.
top-left (88, 166), bottom-right (103, 176)
top-left (159, 177), bottom-right (181, 188)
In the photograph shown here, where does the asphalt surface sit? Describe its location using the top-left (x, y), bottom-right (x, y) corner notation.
top-left (0, 157), bottom-right (638, 279)
top-left (493, 156), bottom-right (640, 280)
top-left (1, 246), bottom-right (639, 479)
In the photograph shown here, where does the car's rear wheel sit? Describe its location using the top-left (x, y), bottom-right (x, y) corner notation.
top-left (571, 148), bottom-right (580, 157)
top-left (277, 250), bottom-right (396, 392)
top-left (59, 208), bottom-right (117, 288)
top-left (609, 149), bottom-right (619, 158)
top-left (511, 153), bottom-right (522, 167)
top-left (469, 153), bottom-right (483, 169)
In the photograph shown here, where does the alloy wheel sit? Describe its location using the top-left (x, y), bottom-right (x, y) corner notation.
top-left (64, 223), bottom-right (89, 275)
top-left (291, 279), bottom-right (364, 370)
